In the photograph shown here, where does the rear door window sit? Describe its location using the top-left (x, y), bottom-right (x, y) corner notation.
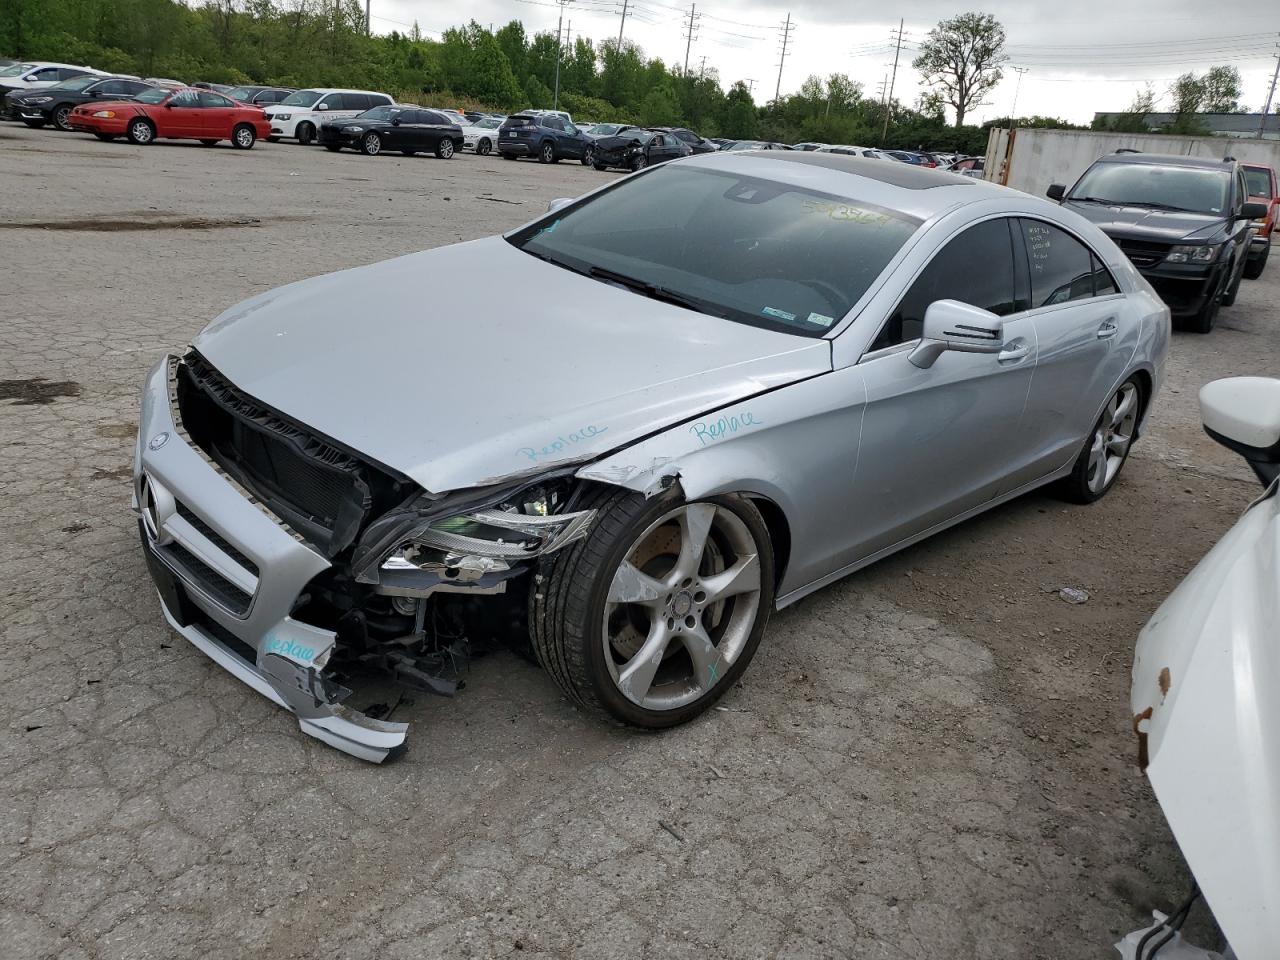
top-left (198, 92), bottom-right (233, 108)
top-left (1018, 220), bottom-right (1104, 307)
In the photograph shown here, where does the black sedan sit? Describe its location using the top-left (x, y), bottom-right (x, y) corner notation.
top-left (6, 75), bottom-right (154, 130)
top-left (318, 105), bottom-right (463, 158)
top-left (223, 85), bottom-right (295, 110)
top-left (654, 126), bottom-right (719, 154)
top-left (591, 129), bottom-right (692, 171)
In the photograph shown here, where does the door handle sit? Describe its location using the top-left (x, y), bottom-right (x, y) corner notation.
top-left (1097, 318), bottom-right (1118, 339)
top-left (998, 341), bottom-right (1031, 363)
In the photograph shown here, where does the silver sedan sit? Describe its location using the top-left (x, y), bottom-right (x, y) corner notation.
top-left (132, 151), bottom-right (1169, 760)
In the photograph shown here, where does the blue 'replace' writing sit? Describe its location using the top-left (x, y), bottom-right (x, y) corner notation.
top-left (263, 635), bottom-right (317, 664)
top-left (689, 411), bottom-right (763, 447)
top-left (519, 424), bottom-right (609, 462)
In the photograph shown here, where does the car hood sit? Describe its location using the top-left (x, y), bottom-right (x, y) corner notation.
top-left (74, 98), bottom-right (140, 112)
top-left (1131, 484), bottom-right (1280, 959)
top-left (1061, 201), bottom-right (1227, 244)
top-left (192, 236), bottom-right (831, 494)
top-left (595, 135), bottom-right (643, 151)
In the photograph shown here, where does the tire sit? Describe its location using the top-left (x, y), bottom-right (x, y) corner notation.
top-left (360, 132), bottom-right (382, 156)
top-left (581, 145), bottom-right (596, 166)
top-left (530, 488), bottom-right (775, 728)
top-left (632, 154), bottom-right (648, 171)
top-left (199, 138), bottom-right (218, 147)
top-left (1243, 242), bottom-right (1270, 280)
top-left (539, 141), bottom-right (554, 164)
top-left (1219, 258), bottom-right (1244, 306)
top-left (435, 137), bottom-right (454, 159)
top-left (231, 123), bottom-right (255, 150)
top-left (52, 104), bottom-right (74, 131)
top-left (593, 162), bottom-right (607, 171)
top-left (296, 122), bottom-right (315, 145)
top-left (126, 118), bottom-right (155, 145)
top-left (93, 132), bottom-right (115, 141)
top-left (476, 137), bottom-right (491, 156)
top-left (324, 144), bottom-right (342, 152)
top-left (1058, 377), bottom-right (1143, 504)
top-left (266, 135), bottom-right (280, 143)
top-left (21, 119), bottom-right (45, 128)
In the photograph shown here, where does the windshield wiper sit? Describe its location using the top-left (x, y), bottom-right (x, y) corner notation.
top-left (586, 266), bottom-right (729, 318)
top-left (1074, 197), bottom-right (1197, 213)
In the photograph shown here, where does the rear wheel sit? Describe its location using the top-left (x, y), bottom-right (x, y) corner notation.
top-left (52, 104), bottom-right (74, 131)
top-left (360, 132), bottom-right (382, 156)
top-left (231, 124), bottom-right (255, 150)
top-left (296, 122), bottom-right (315, 145)
top-left (539, 141), bottom-right (555, 163)
top-left (1059, 377), bottom-right (1143, 504)
top-left (126, 118), bottom-right (155, 145)
top-left (582, 145), bottom-right (596, 166)
top-left (531, 490), bottom-right (774, 727)
top-left (435, 137), bottom-right (454, 159)
top-left (1243, 242), bottom-right (1270, 280)
top-left (476, 137), bottom-right (491, 156)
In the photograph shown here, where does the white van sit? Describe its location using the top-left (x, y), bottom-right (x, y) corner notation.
top-left (264, 88), bottom-right (393, 144)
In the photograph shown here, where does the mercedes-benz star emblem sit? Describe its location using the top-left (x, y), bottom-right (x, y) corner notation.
top-left (148, 432), bottom-right (169, 451)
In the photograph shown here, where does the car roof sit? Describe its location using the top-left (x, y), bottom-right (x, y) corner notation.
top-left (680, 152), bottom-right (1002, 219)
top-left (1095, 151), bottom-right (1235, 170)
top-left (297, 87), bottom-right (390, 95)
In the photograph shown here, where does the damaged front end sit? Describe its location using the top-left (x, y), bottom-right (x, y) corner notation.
top-left (136, 351), bottom-right (595, 762)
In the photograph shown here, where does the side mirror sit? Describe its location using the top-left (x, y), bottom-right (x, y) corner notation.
top-left (391, 117), bottom-right (401, 126)
top-left (1241, 201), bottom-right (1268, 220)
top-left (23, 75), bottom-right (38, 82)
top-left (908, 300), bottom-right (1005, 369)
top-left (547, 197), bottom-right (573, 213)
top-left (1200, 377), bottom-right (1280, 486)
top-left (317, 102), bottom-right (329, 111)
top-left (1046, 183), bottom-right (1066, 202)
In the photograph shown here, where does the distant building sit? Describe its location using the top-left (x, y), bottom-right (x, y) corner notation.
top-left (1091, 111), bottom-right (1280, 140)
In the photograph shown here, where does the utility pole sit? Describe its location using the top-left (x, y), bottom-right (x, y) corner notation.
top-left (745, 78), bottom-right (757, 94)
top-left (682, 4), bottom-right (699, 77)
top-left (365, 0), bottom-right (371, 36)
top-left (1009, 66), bottom-right (1029, 125)
top-left (1260, 43), bottom-right (1280, 139)
top-left (774, 13), bottom-right (793, 101)
top-left (553, 0), bottom-right (572, 110)
top-left (880, 19), bottom-right (904, 147)
top-left (617, 0), bottom-right (629, 48)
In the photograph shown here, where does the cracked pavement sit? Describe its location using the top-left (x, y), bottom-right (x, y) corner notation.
top-left (2, 123), bottom-right (1277, 959)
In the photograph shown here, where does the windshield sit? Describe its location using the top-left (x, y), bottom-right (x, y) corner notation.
top-left (223, 86), bottom-right (258, 100)
top-left (356, 105), bottom-right (396, 121)
top-left (0, 63), bottom-right (34, 78)
top-left (592, 123), bottom-right (624, 136)
top-left (48, 75), bottom-right (104, 92)
top-left (510, 165), bottom-right (920, 337)
top-left (135, 87), bottom-right (173, 104)
top-left (1070, 162), bottom-right (1231, 215)
top-left (1244, 167), bottom-right (1273, 199)
top-left (279, 89), bottom-right (323, 107)
top-left (476, 117), bottom-right (501, 129)
top-left (725, 141), bottom-right (764, 152)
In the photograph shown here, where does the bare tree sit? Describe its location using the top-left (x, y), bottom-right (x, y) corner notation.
top-left (912, 12), bottom-right (1007, 127)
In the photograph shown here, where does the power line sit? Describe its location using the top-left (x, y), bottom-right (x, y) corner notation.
top-left (775, 12), bottom-right (793, 101)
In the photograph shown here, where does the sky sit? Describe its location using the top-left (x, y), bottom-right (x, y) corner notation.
top-left (367, 0), bottom-right (1280, 124)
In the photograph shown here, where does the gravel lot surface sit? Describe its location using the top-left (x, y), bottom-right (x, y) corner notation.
top-left (2, 123), bottom-right (1277, 960)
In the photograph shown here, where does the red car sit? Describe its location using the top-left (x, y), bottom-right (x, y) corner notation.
top-left (1242, 163), bottom-right (1277, 279)
top-left (67, 87), bottom-right (271, 149)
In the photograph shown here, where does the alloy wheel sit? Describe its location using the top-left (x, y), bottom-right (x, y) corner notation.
top-left (541, 143), bottom-right (554, 163)
top-left (440, 138), bottom-right (454, 158)
top-left (363, 132), bottom-right (381, 156)
top-left (54, 106), bottom-right (72, 130)
top-left (234, 126), bottom-right (254, 148)
top-left (1087, 382), bottom-right (1139, 495)
top-left (130, 121), bottom-right (153, 144)
top-left (602, 502), bottom-right (762, 711)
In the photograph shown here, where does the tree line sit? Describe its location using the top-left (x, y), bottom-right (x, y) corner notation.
top-left (2, 1), bottom-right (1073, 153)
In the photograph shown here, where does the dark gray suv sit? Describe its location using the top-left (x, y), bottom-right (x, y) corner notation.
top-left (1048, 152), bottom-right (1267, 333)
top-left (497, 113), bottom-right (591, 164)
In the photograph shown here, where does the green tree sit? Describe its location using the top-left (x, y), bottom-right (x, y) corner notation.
top-left (523, 74), bottom-right (553, 110)
top-left (718, 80), bottom-right (758, 139)
top-left (1202, 65), bottom-right (1242, 112)
top-left (468, 31), bottom-right (523, 109)
top-left (495, 20), bottom-right (527, 79)
top-left (638, 83), bottom-right (678, 126)
top-left (912, 12), bottom-right (1007, 127)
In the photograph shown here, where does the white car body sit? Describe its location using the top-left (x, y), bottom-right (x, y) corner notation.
top-left (0, 62), bottom-right (104, 92)
top-left (461, 117), bottom-right (503, 153)
top-left (818, 145), bottom-right (893, 161)
top-left (1128, 377), bottom-right (1280, 960)
top-left (263, 88), bottom-right (393, 142)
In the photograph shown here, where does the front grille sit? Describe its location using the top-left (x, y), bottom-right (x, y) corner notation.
top-left (175, 500), bottom-right (259, 575)
top-left (174, 352), bottom-right (407, 556)
top-left (157, 539), bottom-right (253, 616)
top-left (1117, 239), bottom-right (1169, 269)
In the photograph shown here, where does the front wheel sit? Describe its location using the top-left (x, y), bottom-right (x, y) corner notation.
top-left (530, 490), bottom-right (774, 727)
top-left (296, 122), bottom-right (315, 145)
top-left (126, 118), bottom-right (155, 145)
top-left (1220, 258), bottom-right (1244, 306)
top-left (1243, 242), bottom-right (1270, 280)
top-left (231, 124), bottom-right (255, 150)
top-left (1059, 377), bottom-right (1143, 504)
top-left (360, 132), bottom-right (382, 156)
top-left (476, 138), bottom-right (491, 156)
top-left (435, 137), bottom-right (454, 159)
top-left (631, 154), bottom-right (648, 171)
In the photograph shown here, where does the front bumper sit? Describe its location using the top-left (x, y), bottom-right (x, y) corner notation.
top-left (133, 356), bottom-right (408, 762)
top-left (1137, 263), bottom-right (1225, 319)
top-left (67, 112), bottom-right (127, 135)
top-left (317, 126), bottom-right (360, 147)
